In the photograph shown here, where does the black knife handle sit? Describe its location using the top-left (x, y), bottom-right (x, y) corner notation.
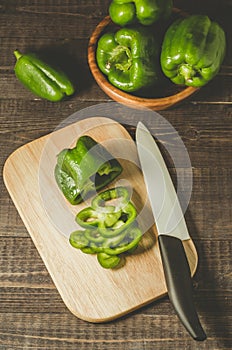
top-left (158, 234), bottom-right (207, 341)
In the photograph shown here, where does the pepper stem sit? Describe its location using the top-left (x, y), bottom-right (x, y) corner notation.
top-left (109, 45), bottom-right (132, 72)
top-left (14, 50), bottom-right (22, 60)
top-left (179, 64), bottom-right (196, 84)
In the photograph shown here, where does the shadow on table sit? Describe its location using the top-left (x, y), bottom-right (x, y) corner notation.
top-left (186, 210), bottom-right (231, 348)
top-left (29, 41), bottom-right (94, 97)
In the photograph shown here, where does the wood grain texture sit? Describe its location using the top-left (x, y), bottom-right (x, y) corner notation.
top-left (0, 0), bottom-right (231, 348)
top-left (3, 116), bottom-right (198, 322)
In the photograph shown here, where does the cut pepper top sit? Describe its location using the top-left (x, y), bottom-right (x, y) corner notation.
top-left (96, 26), bottom-right (160, 92)
top-left (55, 135), bottom-right (123, 204)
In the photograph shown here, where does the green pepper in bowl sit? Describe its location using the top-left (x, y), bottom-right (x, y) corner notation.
top-left (96, 26), bottom-right (160, 92)
top-left (160, 15), bottom-right (226, 87)
top-left (109, 0), bottom-right (173, 26)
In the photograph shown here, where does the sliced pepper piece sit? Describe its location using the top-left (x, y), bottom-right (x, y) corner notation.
top-left (70, 225), bottom-right (142, 255)
top-left (96, 27), bottom-right (159, 92)
top-left (109, 0), bottom-right (173, 26)
top-left (75, 187), bottom-right (137, 237)
top-left (160, 15), bottom-right (226, 87)
top-left (69, 187), bottom-right (143, 269)
top-left (97, 253), bottom-right (121, 269)
top-left (76, 207), bottom-right (122, 229)
top-left (69, 230), bottom-right (89, 249)
top-left (103, 226), bottom-right (142, 255)
top-left (81, 247), bottom-right (96, 254)
top-left (91, 186), bottom-right (130, 212)
top-left (69, 225), bottom-right (142, 268)
top-left (55, 136), bottom-right (122, 204)
top-left (85, 229), bottom-right (106, 244)
top-left (14, 50), bottom-right (75, 102)
top-left (88, 226), bottom-right (129, 250)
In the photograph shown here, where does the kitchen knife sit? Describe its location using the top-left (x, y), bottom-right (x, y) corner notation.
top-left (136, 122), bottom-right (206, 341)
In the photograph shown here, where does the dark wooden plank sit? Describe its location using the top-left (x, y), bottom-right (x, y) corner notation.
top-left (0, 0), bottom-right (231, 349)
top-left (1, 99), bottom-right (231, 139)
top-left (0, 312), bottom-right (230, 350)
top-left (0, 285), bottom-right (231, 349)
top-left (0, 99), bottom-right (100, 146)
top-left (0, 311), bottom-right (231, 349)
top-left (0, 237), bottom-right (231, 297)
top-left (0, 338), bottom-right (231, 350)
top-left (0, 13), bottom-right (103, 40)
top-left (0, 37), bottom-right (89, 67)
top-left (1, 0), bottom-right (110, 15)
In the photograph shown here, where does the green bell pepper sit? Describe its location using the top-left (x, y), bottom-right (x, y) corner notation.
top-left (14, 50), bottom-right (75, 101)
top-left (55, 136), bottom-right (122, 204)
top-left (96, 26), bottom-right (159, 92)
top-left (109, 0), bottom-right (173, 26)
top-left (160, 15), bottom-right (226, 87)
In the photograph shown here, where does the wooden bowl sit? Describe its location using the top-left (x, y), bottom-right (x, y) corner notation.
top-left (88, 10), bottom-right (199, 111)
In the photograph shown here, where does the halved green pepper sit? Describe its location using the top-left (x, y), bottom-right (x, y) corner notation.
top-left (109, 0), bottom-right (173, 26)
top-left (160, 15), bottom-right (226, 87)
top-left (14, 50), bottom-right (75, 101)
top-left (55, 136), bottom-right (122, 204)
top-left (96, 26), bottom-right (159, 92)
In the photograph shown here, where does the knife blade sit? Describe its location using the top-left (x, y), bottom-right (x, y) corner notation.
top-left (136, 121), bottom-right (206, 341)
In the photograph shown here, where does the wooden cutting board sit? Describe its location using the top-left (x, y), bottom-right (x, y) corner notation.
top-left (3, 117), bottom-right (198, 322)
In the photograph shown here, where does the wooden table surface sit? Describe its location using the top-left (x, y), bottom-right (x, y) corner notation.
top-left (0, 0), bottom-right (231, 349)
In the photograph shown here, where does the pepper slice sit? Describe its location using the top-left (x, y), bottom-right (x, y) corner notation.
top-left (75, 187), bottom-right (137, 237)
top-left (69, 230), bottom-right (89, 249)
top-left (69, 187), bottom-right (143, 269)
top-left (97, 253), bottom-right (121, 269)
top-left (69, 225), bottom-right (142, 268)
top-left (76, 207), bottom-right (122, 229)
top-left (92, 186), bottom-right (130, 212)
top-left (103, 226), bottom-right (142, 255)
top-left (55, 136), bottom-right (122, 204)
top-left (109, 0), bottom-right (173, 26)
top-left (96, 27), bottom-right (159, 92)
top-left (87, 226), bottom-right (129, 251)
top-left (14, 50), bottom-right (75, 101)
